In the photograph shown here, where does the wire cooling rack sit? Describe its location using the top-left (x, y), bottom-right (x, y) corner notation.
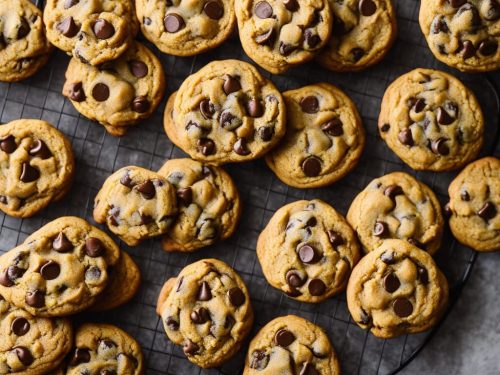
top-left (1, 0), bottom-right (499, 374)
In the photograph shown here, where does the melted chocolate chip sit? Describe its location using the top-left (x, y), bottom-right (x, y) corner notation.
top-left (300, 362), bottom-right (320, 375)
top-left (436, 106), bottom-right (454, 125)
top-left (29, 139), bottom-right (51, 159)
top-left (11, 317), bottom-right (30, 336)
top-left (13, 347), bottom-right (34, 366)
top-left (255, 28), bottom-right (276, 45)
top-left (247, 99), bottom-right (264, 117)
top-left (25, 290), bottom-right (44, 307)
top-left (444, 202), bottom-right (452, 217)
top-left (321, 118), bottom-right (343, 136)
top-left (283, 0), bottom-right (299, 11)
top-left (0, 195), bottom-right (6, 204)
top-left (327, 230), bottom-right (344, 247)
top-left (204, 1), bottom-right (224, 19)
top-left (413, 98), bottom-right (426, 113)
top-left (64, 0), bottom-right (79, 8)
top-left (393, 297), bottom-right (413, 317)
top-left (257, 126), bottom-right (274, 141)
top-left (20, 163), bottom-right (40, 183)
top-left (92, 83), bottom-right (109, 101)
top-left (398, 129), bottom-right (413, 146)
top-left (381, 251), bottom-right (395, 264)
top-left (177, 187), bottom-right (192, 206)
top-left (164, 13), bottom-right (185, 33)
top-left (374, 221), bottom-right (389, 237)
top-left (359, 309), bottom-right (371, 325)
top-left (298, 244), bottom-right (321, 264)
top-left (166, 316), bottom-right (179, 330)
top-left (479, 39), bottom-right (498, 56)
top-left (234, 138), bottom-right (251, 156)
top-left (129, 60), bottom-right (148, 78)
top-left (250, 350), bottom-right (269, 370)
top-left (85, 237), bottom-right (104, 257)
top-left (223, 75), bottom-right (241, 95)
top-left (461, 190), bottom-right (470, 201)
top-left (460, 40), bottom-right (476, 59)
top-left (449, 0), bottom-right (466, 7)
top-left (304, 29), bottom-right (320, 48)
top-left (275, 329), bottom-right (295, 346)
top-left (300, 96), bottom-right (319, 113)
top-left (301, 156), bottom-right (322, 177)
top-left (140, 214), bottom-right (153, 225)
top-left (308, 279), bottom-right (326, 296)
top-left (477, 202), bottom-right (496, 220)
top-left (191, 307), bottom-right (210, 324)
top-left (351, 47), bottom-right (365, 62)
top-left (359, 0), bottom-right (377, 16)
top-left (183, 339), bottom-right (198, 355)
top-left (199, 99), bottom-right (216, 119)
top-left (228, 287), bottom-right (245, 306)
top-left (0, 268), bottom-right (14, 287)
top-left (93, 19), bottom-right (115, 39)
top-left (16, 19), bottom-right (30, 40)
top-left (197, 281), bottom-right (212, 301)
top-left (40, 260), bottom-right (60, 280)
top-left (120, 171), bottom-right (134, 188)
top-left (484, 0), bottom-right (500, 20)
top-left (380, 123), bottom-right (390, 132)
top-left (418, 266), bottom-right (429, 284)
top-left (69, 82), bottom-right (86, 102)
top-left (279, 42), bottom-right (296, 56)
top-left (0, 135), bottom-right (17, 153)
top-left (286, 270), bottom-right (306, 287)
top-left (136, 180), bottom-right (156, 199)
top-left (53, 232), bottom-right (73, 252)
top-left (255, 1), bottom-right (273, 18)
top-left (85, 266), bottom-right (101, 281)
top-left (383, 272), bottom-right (401, 293)
top-left (57, 16), bottom-right (79, 37)
top-left (132, 96), bottom-right (150, 113)
top-left (70, 348), bottom-right (91, 366)
top-left (431, 138), bottom-right (449, 155)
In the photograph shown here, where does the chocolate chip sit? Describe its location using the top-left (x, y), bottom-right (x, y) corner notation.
top-left (53, 232), bottom-right (73, 252)
top-left (40, 260), bottom-right (60, 280)
top-left (308, 279), bottom-right (326, 296)
top-left (136, 180), bottom-right (155, 199)
top-left (132, 96), bottom-right (150, 113)
top-left (448, 0), bottom-right (466, 7)
top-left (228, 287), bottom-right (245, 306)
top-left (140, 214), bottom-right (153, 225)
top-left (0, 269), bottom-right (14, 287)
top-left (444, 202), bottom-right (452, 217)
top-left (224, 315), bottom-right (235, 329)
top-left (93, 19), bottom-right (115, 39)
top-left (68, 82), bottom-right (85, 102)
top-left (26, 290), bottom-right (44, 307)
top-left (257, 126), bottom-right (274, 141)
top-left (164, 13), bottom-right (185, 33)
top-left (478, 202), bottom-right (497, 220)
top-left (234, 138), bottom-right (251, 156)
top-left (220, 110), bottom-right (242, 130)
top-left (0, 135), bottom-right (17, 153)
top-left (301, 156), bottom-right (322, 177)
top-left (298, 244), bottom-right (321, 264)
top-left (384, 185), bottom-right (403, 201)
top-left (101, 370), bottom-right (116, 375)
top-left (283, 0), bottom-right (299, 11)
top-left (413, 98), bottom-right (426, 113)
top-left (191, 307), bottom-right (210, 324)
top-left (129, 60), bottom-right (148, 78)
top-left (407, 237), bottom-right (424, 249)
top-left (255, 1), bottom-right (273, 18)
top-left (183, 339), bottom-right (198, 355)
top-left (306, 216), bottom-right (317, 227)
top-left (70, 348), bottom-right (90, 366)
top-left (431, 138), bottom-right (449, 155)
top-left (359, 0), bottom-right (377, 16)
top-left (85, 266), bottom-right (101, 280)
top-left (460, 40), bottom-right (476, 59)
top-left (247, 99), bottom-right (264, 117)
top-left (100, 340), bottom-right (117, 349)
top-left (393, 298), bottom-right (413, 317)
top-left (13, 347), bottom-right (34, 366)
top-left (274, 329), bottom-right (295, 347)
top-left (398, 129), bottom-right (413, 146)
top-left (143, 17), bottom-right (152, 25)
top-left (8, 265), bottom-right (25, 281)
top-left (351, 47), bottom-right (365, 62)
top-left (92, 83), bottom-right (109, 102)
top-left (374, 221), bottom-right (389, 237)
top-left (166, 316), bottom-right (179, 330)
top-left (27, 139), bottom-right (51, 159)
top-left (300, 96), bottom-right (319, 113)
top-left (199, 99), bottom-right (216, 119)
top-left (255, 28), bottom-right (276, 45)
top-left (64, 0), bottom-right (79, 8)
top-left (223, 75), bottom-right (241, 95)
top-left (0, 196), bottom-right (6, 204)
top-left (11, 317), bottom-right (30, 336)
top-left (57, 16), bottom-right (79, 37)
top-left (436, 106), bottom-right (454, 125)
top-left (321, 118), bottom-right (343, 136)
top-left (300, 362), bottom-right (320, 375)
top-left (479, 39), bottom-right (498, 56)
top-left (197, 281), bottom-right (212, 301)
top-left (85, 237), bottom-right (104, 257)
top-left (20, 163), bottom-right (40, 183)
top-left (460, 190), bottom-right (470, 201)
top-left (304, 29), bottom-right (320, 48)
top-left (383, 272), bottom-right (401, 293)
top-left (431, 16), bottom-right (449, 34)
top-left (381, 252), bottom-right (395, 264)
top-left (457, 3), bottom-right (481, 26)
top-left (418, 266), bottom-right (429, 284)
top-left (279, 42), bottom-right (296, 56)
top-left (327, 230), bottom-right (344, 247)
top-left (250, 350), bottom-right (269, 370)
top-left (286, 270), bottom-right (306, 287)
top-left (359, 309), bottom-right (371, 325)
top-left (16, 19), bottom-right (30, 39)
top-left (484, 0), bottom-right (500, 20)
top-left (197, 138), bottom-right (216, 155)
top-left (201, 166), bottom-right (213, 178)
top-left (204, 1), bottom-right (224, 19)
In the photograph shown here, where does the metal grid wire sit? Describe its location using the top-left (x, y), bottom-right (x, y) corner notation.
top-left (1, 0), bottom-right (499, 374)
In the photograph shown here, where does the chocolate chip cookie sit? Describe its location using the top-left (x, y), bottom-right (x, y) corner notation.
top-left (157, 158), bottom-right (241, 252)
top-left (318, 0), bottom-right (397, 71)
top-left (0, 295), bottom-right (73, 375)
top-left (67, 323), bottom-right (144, 375)
top-left (347, 172), bottom-right (444, 255)
top-left (379, 68), bottom-right (484, 171)
top-left (156, 259), bottom-right (254, 368)
top-left (136, 0), bottom-right (236, 56)
top-left (265, 83), bottom-right (365, 188)
top-left (0, 119), bottom-right (75, 218)
top-left (243, 315), bottom-right (340, 375)
top-left (63, 42), bottom-right (166, 136)
top-left (43, 0), bottom-right (138, 66)
top-left (235, 0), bottom-right (333, 74)
top-left (163, 59), bottom-right (286, 165)
top-left (0, 0), bottom-right (53, 82)
top-left (447, 157), bottom-right (500, 252)
top-left (257, 199), bottom-right (361, 303)
top-left (347, 239), bottom-right (449, 338)
top-left (419, 0), bottom-right (500, 72)
top-left (0, 216), bottom-right (121, 317)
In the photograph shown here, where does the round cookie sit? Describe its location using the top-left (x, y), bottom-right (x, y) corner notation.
top-left (156, 259), bottom-right (254, 368)
top-left (157, 158), bottom-right (241, 252)
top-left (0, 296), bottom-right (73, 375)
top-left (347, 172), bottom-right (444, 255)
top-left (235, 0), bottom-right (333, 74)
top-left (318, 0), bottom-right (397, 71)
top-left (0, 217), bottom-right (121, 317)
top-left (447, 157), bottom-right (500, 252)
top-left (43, 0), bottom-right (138, 66)
top-left (0, 119), bottom-right (75, 218)
top-left (419, 0), bottom-right (500, 72)
top-left (0, 0), bottom-right (53, 82)
top-left (93, 166), bottom-right (178, 247)
top-left (135, 0), bottom-right (236, 56)
top-left (347, 239), bottom-right (449, 338)
top-left (243, 315), bottom-right (340, 375)
top-left (378, 68), bottom-right (484, 171)
top-left (67, 323), bottom-right (144, 375)
top-left (163, 59), bottom-right (286, 165)
top-left (63, 42), bottom-right (166, 136)
top-left (265, 83), bottom-right (365, 188)
top-left (257, 199), bottom-right (361, 303)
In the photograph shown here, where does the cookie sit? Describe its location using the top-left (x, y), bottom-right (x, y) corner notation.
top-left (43, 0), bottom-right (138, 66)
top-left (257, 199), bottom-right (361, 303)
top-left (243, 315), bottom-right (340, 375)
top-left (156, 259), bottom-right (254, 368)
top-left (135, 0), bottom-right (236, 56)
top-left (163, 59), bottom-right (286, 165)
top-left (0, 216), bottom-right (121, 317)
top-left (0, 0), bottom-right (53, 82)
top-left (93, 166), bottom-right (178, 246)
top-left (158, 158), bottom-right (241, 252)
top-left (265, 83), bottom-right (365, 188)
top-left (62, 42), bottom-right (166, 136)
top-left (447, 157), bottom-right (500, 252)
top-left (0, 119), bottom-right (75, 218)
top-left (67, 323), bottom-right (144, 375)
top-left (89, 251), bottom-right (141, 311)
top-left (235, 0), bottom-right (333, 74)
top-left (318, 0), bottom-right (397, 71)
top-left (419, 0), bottom-right (500, 72)
top-left (347, 239), bottom-right (449, 338)
top-left (0, 295), bottom-right (73, 375)
top-left (378, 68), bottom-right (484, 171)
top-left (347, 172), bottom-right (444, 255)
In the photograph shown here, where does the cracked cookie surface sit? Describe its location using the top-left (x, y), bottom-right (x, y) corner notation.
top-left (419, 0), bottom-right (500, 72)
top-left (93, 166), bottom-right (178, 246)
top-left (265, 83), bottom-right (365, 188)
top-left (447, 157), bottom-right (500, 252)
top-left (235, 0), bottom-right (332, 73)
top-left (318, 0), bottom-right (397, 71)
top-left (164, 59), bottom-right (286, 165)
top-left (378, 68), bottom-right (484, 171)
top-left (257, 199), bottom-right (361, 303)
top-left (347, 172), bottom-right (444, 255)
top-left (157, 259), bottom-right (254, 368)
top-left (63, 42), bottom-right (165, 136)
top-left (347, 239), bottom-right (449, 338)
top-left (135, 0), bottom-right (236, 56)
top-left (0, 217), bottom-right (121, 317)
top-left (158, 158), bottom-right (241, 252)
top-left (0, 119), bottom-right (75, 218)
top-left (243, 315), bottom-right (340, 375)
